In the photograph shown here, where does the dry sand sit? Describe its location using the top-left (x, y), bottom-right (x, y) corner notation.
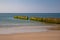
top-left (0, 31), bottom-right (60, 40)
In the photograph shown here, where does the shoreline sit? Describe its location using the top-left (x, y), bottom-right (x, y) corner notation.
top-left (0, 30), bottom-right (60, 35)
top-left (0, 26), bottom-right (56, 34)
top-left (0, 25), bottom-right (60, 34)
top-left (0, 26), bottom-right (49, 34)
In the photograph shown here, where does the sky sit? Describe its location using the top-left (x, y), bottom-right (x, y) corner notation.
top-left (0, 0), bottom-right (60, 13)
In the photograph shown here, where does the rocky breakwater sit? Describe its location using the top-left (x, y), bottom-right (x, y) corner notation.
top-left (14, 16), bottom-right (28, 20)
top-left (30, 17), bottom-right (60, 24)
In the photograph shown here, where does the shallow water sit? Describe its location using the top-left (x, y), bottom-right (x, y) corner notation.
top-left (0, 22), bottom-right (59, 34)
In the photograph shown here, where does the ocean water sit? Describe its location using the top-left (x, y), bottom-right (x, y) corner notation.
top-left (0, 13), bottom-right (60, 25)
top-left (0, 13), bottom-right (60, 34)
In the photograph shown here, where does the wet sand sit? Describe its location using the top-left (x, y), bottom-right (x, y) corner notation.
top-left (0, 31), bottom-right (60, 40)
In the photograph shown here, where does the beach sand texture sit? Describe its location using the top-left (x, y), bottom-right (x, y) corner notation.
top-left (0, 31), bottom-right (60, 40)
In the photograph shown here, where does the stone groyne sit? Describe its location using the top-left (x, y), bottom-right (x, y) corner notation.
top-left (30, 17), bottom-right (60, 24)
top-left (14, 16), bottom-right (28, 20)
top-left (13, 16), bottom-right (60, 24)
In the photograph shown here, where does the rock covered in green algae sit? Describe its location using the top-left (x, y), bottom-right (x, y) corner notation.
top-left (14, 16), bottom-right (28, 20)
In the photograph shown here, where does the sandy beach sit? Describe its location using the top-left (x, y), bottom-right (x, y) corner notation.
top-left (0, 31), bottom-right (60, 40)
top-left (0, 25), bottom-right (60, 40)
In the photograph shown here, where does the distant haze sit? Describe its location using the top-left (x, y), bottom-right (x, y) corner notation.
top-left (0, 0), bottom-right (60, 13)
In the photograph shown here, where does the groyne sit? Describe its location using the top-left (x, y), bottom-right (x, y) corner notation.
top-left (30, 17), bottom-right (60, 24)
top-left (14, 16), bottom-right (28, 20)
top-left (13, 16), bottom-right (60, 24)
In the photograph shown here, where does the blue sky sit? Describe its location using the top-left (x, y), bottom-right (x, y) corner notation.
top-left (0, 0), bottom-right (60, 13)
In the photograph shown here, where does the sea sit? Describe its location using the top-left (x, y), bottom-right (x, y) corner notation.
top-left (0, 13), bottom-right (60, 34)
